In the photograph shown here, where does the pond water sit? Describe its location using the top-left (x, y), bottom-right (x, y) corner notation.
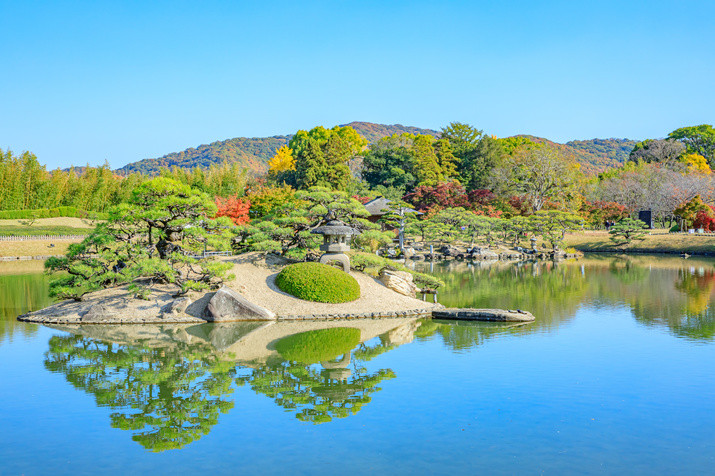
top-left (1, 256), bottom-right (715, 474)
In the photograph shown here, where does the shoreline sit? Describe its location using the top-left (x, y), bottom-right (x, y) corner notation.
top-left (17, 253), bottom-right (442, 325)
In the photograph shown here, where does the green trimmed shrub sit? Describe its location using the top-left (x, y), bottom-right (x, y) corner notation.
top-left (275, 262), bottom-right (360, 303)
top-left (275, 327), bottom-right (361, 364)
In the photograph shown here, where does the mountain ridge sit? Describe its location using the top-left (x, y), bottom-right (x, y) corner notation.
top-left (116, 122), bottom-right (637, 176)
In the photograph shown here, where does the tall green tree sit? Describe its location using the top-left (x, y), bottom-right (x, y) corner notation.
top-left (289, 126), bottom-right (366, 190)
top-left (668, 125), bottom-right (715, 166)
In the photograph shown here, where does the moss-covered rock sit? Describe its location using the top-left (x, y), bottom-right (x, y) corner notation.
top-left (275, 327), bottom-right (361, 364)
top-left (275, 262), bottom-right (360, 303)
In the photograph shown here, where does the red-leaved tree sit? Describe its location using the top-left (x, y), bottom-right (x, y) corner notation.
top-left (215, 195), bottom-right (251, 225)
top-left (693, 206), bottom-right (715, 232)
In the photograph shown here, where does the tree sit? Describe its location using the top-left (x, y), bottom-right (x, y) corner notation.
top-left (489, 146), bottom-right (581, 212)
top-left (529, 210), bottom-right (583, 250)
top-left (628, 139), bottom-right (685, 165)
top-left (458, 135), bottom-right (505, 190)
top-left (289, 126), bottom-right (366, 190)
top-left (609, 218), bottom-right (649, 247)
top-left (404, 182), bottom-right (470, 213)
top-left (361, 133), bottom-right (459, 194)
top-left (679, 153), bottom-right (711, 174)
top-left (215, 195), bottom-right (250, 225)
top-left (232, 187), bottom-right (390, 259)
top-left (674, 195), bottom-right (712, 228)
top-left (45, 177), bottom-right (234, 300)
top-left (668, 125), bottom-right (715, 166)
top-left (440, 122), bottom-right (484, 156)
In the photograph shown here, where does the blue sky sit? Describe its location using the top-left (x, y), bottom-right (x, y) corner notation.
top-left (1, 0), bottom-right (713, 169)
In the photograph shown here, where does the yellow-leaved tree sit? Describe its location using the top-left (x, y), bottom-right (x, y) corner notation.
top-left (268, 145), bottom-right (295, 173)
top-left (680, 153), bottom-right (711, 174)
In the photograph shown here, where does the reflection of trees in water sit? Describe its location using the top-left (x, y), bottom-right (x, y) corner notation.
top-left (420, 257), bottom-right (715, 343)
top-left (630, 267), bottom-right (715, 340)
top-left (421, 260), bottom-right (589, 332)
top-left (414, 318), bottom-right (532, 351)
top-left (236, 334), bottom-right (398, 424)
top-left (44, 334), bottom-right (236, 452)
top-left (236, 360), bottom-right (395, 424)
top-left (43, 320), bottom-right (412, 450)
top-left (0, 273), bottom-right (48, 343)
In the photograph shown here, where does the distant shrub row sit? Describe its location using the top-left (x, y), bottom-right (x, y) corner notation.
top-left (0, 207), bottom-right (109, 220)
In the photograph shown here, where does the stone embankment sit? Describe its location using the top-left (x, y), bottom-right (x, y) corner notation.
top-left (432, 308), bottom-right (536, 322)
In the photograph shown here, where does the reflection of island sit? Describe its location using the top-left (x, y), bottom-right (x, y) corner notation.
top-left (43, 318), bottom-right (421, 451)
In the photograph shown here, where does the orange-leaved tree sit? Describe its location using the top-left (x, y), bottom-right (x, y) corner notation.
top-left (215, 195), bottom-right (250, 225)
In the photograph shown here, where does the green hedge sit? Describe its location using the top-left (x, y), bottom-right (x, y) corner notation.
top-left (275, 262), bottom-right (361, 303)
top-left (0, 208), bottom-right (108, 220)
top-left (275, 327), bottom-right (361, 364)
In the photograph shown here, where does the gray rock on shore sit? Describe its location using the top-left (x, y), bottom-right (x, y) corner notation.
top-left (379, 269), bottom-right (418, 298)
top-left (206, 286), bottom-right (276, 321)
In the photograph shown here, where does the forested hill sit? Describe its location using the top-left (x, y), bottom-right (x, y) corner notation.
top-left (116, 122), bottom-right (439, 175)
top-left (116, 122), bottom-right (635, 176)
top-left (518, 136), bottom-right (638, 174)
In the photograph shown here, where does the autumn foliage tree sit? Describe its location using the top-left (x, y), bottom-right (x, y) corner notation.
top-left (215, 195), bottom-right (250, 225)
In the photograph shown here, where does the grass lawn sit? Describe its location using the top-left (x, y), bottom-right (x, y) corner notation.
top-left (0, 218), bottom-right (98, 236)
top-left (0, 239), bottom-right (78, 257)
top-left (565, 230), bottom-right (715, 255)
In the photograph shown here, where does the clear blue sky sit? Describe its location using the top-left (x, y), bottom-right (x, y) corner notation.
top-left (1, 0), bottom-right (713, 169)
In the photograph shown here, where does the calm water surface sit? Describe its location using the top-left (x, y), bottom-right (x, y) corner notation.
top-left (1, 256), bottom-right (714, 475)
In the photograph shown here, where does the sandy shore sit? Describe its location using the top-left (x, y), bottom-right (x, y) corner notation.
top-left (18, 252), bottom-right (441, 324)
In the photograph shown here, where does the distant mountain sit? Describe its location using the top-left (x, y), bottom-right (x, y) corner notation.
top-left (517, 136), bottom-right (638, 174)
top-left (116, 122), bottom-right (636, 176)
top-left (343, 121), bottom-right (439, 142)
top-left (117, 122), bottom-right (440, 176)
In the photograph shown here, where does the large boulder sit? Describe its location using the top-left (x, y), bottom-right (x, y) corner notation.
top-left (379, 269), bottom-right (418, 298)
top-left (469, 247), bottom-right (499, 260)
top-left (206, 286), bottom-right (276, 321)
top-left (439, 245), bottom-right (461, 257)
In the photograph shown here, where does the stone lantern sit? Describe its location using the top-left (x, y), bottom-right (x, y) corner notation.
top-left (310, 210), bottom-right (360, 272)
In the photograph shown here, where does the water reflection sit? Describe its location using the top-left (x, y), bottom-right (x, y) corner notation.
top-left (0, 268), bottom-right (49, 343)
top-left (417, 255), bottom-right (715, 342)
top-left (42, 318), bottom-right (420, 451)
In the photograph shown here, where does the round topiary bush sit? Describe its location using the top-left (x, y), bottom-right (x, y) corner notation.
top-left (275, 262), bottom-right (361, 303)
top-left (275, 327), bottom-right (361, 364)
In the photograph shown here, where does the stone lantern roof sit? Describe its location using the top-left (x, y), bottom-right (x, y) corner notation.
top-left (311, 218), bottom-right (359, 236)
top-left (310, 211), bottom-right (359, 237)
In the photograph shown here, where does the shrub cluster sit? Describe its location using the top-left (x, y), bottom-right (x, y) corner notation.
top-left (274, 327), bottom-right (361, 364)
top-left (0, 207), bottom-right (109, 220)
top-left (275, 262), bottom-right (361, 303)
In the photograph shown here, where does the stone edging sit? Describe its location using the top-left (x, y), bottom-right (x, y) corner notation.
top-left (18, 307), bottom-right (442, 325)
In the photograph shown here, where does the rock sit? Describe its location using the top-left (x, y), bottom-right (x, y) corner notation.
top-left (439, 245), bottom-right (461, 257)
top-left (469, 247), bottom-right (499, 260)
top-left (403, 247), bottom-right (415, 259)
top-left (206, 286), bottom-right (276, 321)
top-left (379, 269), bottom-right (418, 298)
top-left (167, 297), bottom-right (192, 315)
top-left (387, 320), bottom-right (421, 345)
top-left (81, 303), bottom-right (117, 322)
top-left (432, 308), bottom-right (535, 322)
